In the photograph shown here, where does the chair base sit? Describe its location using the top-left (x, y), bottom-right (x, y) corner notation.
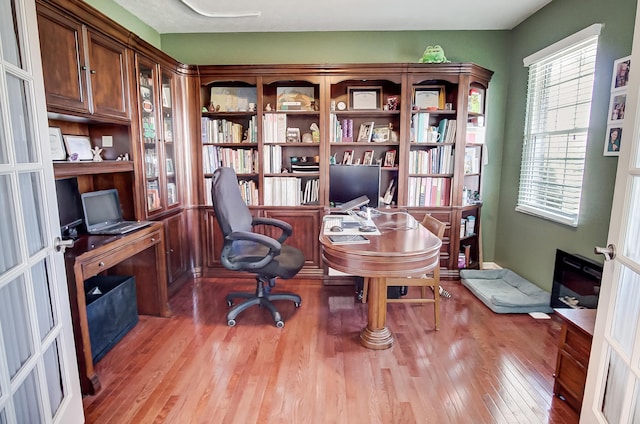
top-left (225, 277), bottom-right (301, 327)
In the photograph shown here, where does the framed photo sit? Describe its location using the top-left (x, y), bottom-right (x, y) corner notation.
top-left (383, 149), bottom-right (397, 167)
top-left (611, 56), bottom-right (631, 91)
top-left (342, 150), bottom-right (354, 165)
top-left (276, 86), bottom-right (315, 111)
top-left (62, 135), bottom-right (93, 161)
top-left (48, 127), bottom-right (66, 160)
top-left (362, 150), bottom-right (374, 165)
top-left (167, 183), bottom-right (177, 204)
top-left (166, 158), bottom-right (174, 175)
top-left (604, 126), bottom-right (622, 156)
top-left (357, 121), bottom-right (375, 142)
top-left (348, 86), bottom-right (382, 110)
top-left (162, 85), bottom-right (171, 108)
top-left (371, 126), bottom-right (390, 142)
top-left (413, 85), bottom-right (445, 110)
top-left (608, 92), bottom-right (627, 122)
top-left (211, 86), bottom-right (257, 112)
top-left (147, 188), bottom-right (160, 210)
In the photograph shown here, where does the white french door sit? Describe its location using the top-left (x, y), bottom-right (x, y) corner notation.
top-left (582, 1), bottom-right (640, 422)
top-left (0, 0), bottom-right (83, 422)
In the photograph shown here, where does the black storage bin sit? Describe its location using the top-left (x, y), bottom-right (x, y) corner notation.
top-left (84, 275), bottom-right (138, 363)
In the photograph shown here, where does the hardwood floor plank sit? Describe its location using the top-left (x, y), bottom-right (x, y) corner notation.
top-left (82, 278), bottom-right (580, 424)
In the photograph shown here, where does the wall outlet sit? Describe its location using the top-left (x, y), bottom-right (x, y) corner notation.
top-left (102, 135), bottom-right (113, 147)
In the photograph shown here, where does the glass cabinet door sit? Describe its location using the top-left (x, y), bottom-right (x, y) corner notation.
top-left (138, 59), bottom-right (161, 213)
top-left (161, 70), bottom-right (178, 207)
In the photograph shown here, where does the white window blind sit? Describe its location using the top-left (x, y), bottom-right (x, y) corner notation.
top-left (517, 26), bottom-right (601, 227)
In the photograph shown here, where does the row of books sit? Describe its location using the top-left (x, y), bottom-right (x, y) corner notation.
top-left (201, 117), bottom-right (257, 143)
top-left (263, 177), bottom-right (318, 206)
top-left (329, 114), bottom-right (357, 143)
top-left (407, 176), bottom-right (451, 207)
top-left (409, 145), bottom-right (455, 174)
top-left (263, 144), bottom-right (282, 174)
top-left (263, 113), bottom-right (288, 143)
top-left (204, 178), bottom-right (258, 206)
top-left (202, 145), bottom-right (257, 174)
top-left (436, 119), bottom-right (457, 143)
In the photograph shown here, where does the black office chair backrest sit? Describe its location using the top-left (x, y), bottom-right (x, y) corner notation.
top-left (211, 167), bottom-right (253, 236)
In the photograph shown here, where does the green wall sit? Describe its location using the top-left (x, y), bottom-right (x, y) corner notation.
top-left (83, 0), bottom-right (161, 48)
top-left (496, 0), bottom-right (636, 291)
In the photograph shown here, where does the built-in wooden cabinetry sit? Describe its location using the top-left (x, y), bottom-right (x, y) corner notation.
top-left (37, 3), bottom-right (130, 121)
top-left (195, 64), bottom-right (492, 279)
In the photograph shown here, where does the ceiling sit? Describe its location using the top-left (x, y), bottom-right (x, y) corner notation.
top-left (113, 0), bottom-right (553, 34)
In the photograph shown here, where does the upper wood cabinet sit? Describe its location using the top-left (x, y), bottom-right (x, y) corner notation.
top-left (36, 4), bottom-right (130, 122)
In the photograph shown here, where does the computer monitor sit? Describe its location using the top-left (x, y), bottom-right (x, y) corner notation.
top-left (55, 177), bottom-right (84, 239)
top-left (329, 164), bottom-right (381, 208)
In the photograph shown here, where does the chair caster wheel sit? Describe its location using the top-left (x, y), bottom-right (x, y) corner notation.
top-left (275, 321), bottom-right (285, 328)
top-left (227, 300), bottom-right (233, 307)
top-left (294, 302), bottom-right (301, 308)
top-left (227, 319), bottom-right (236, 327)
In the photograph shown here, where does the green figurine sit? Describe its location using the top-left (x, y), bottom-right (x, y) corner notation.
top-left (419, 45), bottom-right (450, 63)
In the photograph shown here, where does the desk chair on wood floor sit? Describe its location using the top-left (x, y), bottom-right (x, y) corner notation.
top-left (362, 214), bottom-right (446, 330)
top-left (211, 167), bottom-right (304, 327)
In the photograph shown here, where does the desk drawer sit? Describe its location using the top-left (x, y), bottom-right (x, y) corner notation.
top-left (564, 326), bottom-right (591, 361)
top-left (82, 231), bottom-right (161, 277)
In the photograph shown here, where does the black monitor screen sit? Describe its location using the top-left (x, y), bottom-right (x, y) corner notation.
top-left (329, 165), bottom-right (380, 208)
top-left (55, 177), bottom-right (83, 237)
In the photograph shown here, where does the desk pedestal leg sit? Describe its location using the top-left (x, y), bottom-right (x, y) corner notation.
top-left (360, 277), bottom-right (394, 349)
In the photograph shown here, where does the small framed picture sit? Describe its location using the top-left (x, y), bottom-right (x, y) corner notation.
top-left (611, 56), bottom-right (631, 91)
top-left (342, 150), bottom-right (354, 165)
top-left (413, 85), bottom-right (445, 110)
top-left (167, 183), bottom-right (177, 205)
top-left (62, 135), bottom-right (93, 161)
top-left (383, 150), bottom-right (397, 167)
top-left (604, 126), bottom-right (622, 156)
top-left (48, 127), bottom-right (66, 160)
top-left (371, 126), bottom-right (390, 142)
top-left (166, 158), bottom-right (174, 175)
top-left (162, 85), bottom-right (171, 108)
top-left (362, 150), bottom-right (374, 165)
top-left (608, 92), bottom-right (626, 122)
top-left (348, 87), bottom-right (383, 110)
top-left (357, 121), bottom-right (375, 142)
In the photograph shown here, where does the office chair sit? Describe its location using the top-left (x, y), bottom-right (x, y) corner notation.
top-left (211, 167), bottom-right (304, 327)
top-left (362, 214), bottom-right (446, 330)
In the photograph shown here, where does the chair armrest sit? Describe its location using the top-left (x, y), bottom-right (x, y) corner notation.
top-left (252, 217), bottom-right (293, 243)
top-left (223, 231), bottom-right (282, 270)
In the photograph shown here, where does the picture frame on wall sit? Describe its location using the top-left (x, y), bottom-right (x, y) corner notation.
top-left (611, 56), bottom-right (631, 91)
top-left (604, 126), bottom-right (622, 156)
top-left (608, 92), bottom-right (626, 122)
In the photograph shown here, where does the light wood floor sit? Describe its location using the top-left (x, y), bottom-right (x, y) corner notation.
top-left (83, 278), bottom-right (579, 424)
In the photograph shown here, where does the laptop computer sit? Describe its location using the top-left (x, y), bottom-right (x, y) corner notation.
top-left (81, 189), bottom-right (151, 235)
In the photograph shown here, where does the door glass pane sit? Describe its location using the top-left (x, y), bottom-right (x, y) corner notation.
top-left (611, 265), bottom-right (640, 355)
top-left (6, 73), bottom-right (36, 163)
top-left (632, 379), bottom-right (640, 424)
top-left (0, 174), bottom-right (20, 275)
top-left (19, 172), bottom-right (46, 255)
top-left (0, 409), bottom-right (6, 423)
top-left (14, 369), bottom-right (42, 423)
top-left (32, 258), bottom-right (55, 340)
top-left (0, 275), bottom-right (34, 379)
top-left (0, 0), bottom-right (23, 69)
top-left (0, 104), bottom-right (7, 164)
top-left (602, 349), bottom-right (628, 423)
top-left (43, 339), bottom-right (64, 416)
top-left (625, 176), bottom-right (640, 261)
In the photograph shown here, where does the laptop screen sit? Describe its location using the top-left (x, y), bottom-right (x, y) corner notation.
top-left (81, 189), bottom-right (123, 231)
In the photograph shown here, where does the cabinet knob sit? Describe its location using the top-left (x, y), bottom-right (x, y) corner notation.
top-left (99, 261), bottom-right (105, 267)
top-left (151, 238), bottom-right (156, 242)
top-left (90, 70), bottom-right (96, 74)
top-left (81, 65), bottom-right (88, 71)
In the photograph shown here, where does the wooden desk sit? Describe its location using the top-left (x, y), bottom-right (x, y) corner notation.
top-left (64, 222), bottom-right (171, 395)
top-left (319, 213), bottom-right (441, 349)
top-left (553, 308), bottom-right (596, 413)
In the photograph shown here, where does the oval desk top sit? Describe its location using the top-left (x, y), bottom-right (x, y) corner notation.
top-left (319, 213), bottom-right (442, 278)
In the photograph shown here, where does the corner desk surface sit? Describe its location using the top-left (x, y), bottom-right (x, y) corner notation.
top-left (319, 213), bottom-right (441, 349)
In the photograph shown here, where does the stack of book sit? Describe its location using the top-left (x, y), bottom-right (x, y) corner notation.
top-left (263, 113), bottom-right (287, 143)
